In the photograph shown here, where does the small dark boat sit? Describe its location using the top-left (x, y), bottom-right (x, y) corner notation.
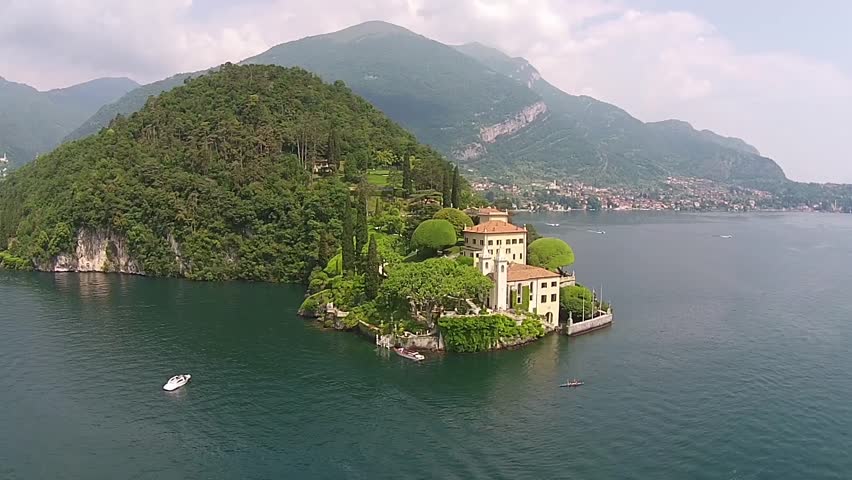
top-left (394, 347), bottom-right (425, 361)
top-left (560, 379), bottom-right (584, 388)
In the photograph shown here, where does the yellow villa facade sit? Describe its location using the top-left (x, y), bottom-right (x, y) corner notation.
top-left (463, 208), bottom-right (562, 328)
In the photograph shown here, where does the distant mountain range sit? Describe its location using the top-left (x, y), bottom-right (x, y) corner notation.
top-left (39, 22), bottom-right (788, 186)
top-left (0, 76), bottom-right (139, 166)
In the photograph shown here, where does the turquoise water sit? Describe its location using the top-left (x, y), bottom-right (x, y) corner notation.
top-left (2, 212), bottom-right (852, 479)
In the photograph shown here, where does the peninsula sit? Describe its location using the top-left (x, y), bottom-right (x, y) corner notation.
top-left (0, 64), bottom-right (611, 353)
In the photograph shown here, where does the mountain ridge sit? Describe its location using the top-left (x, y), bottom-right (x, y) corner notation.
top-left (0, 76), bottom-right (139, 166)
top-left (59, 21), bottom-right (785, 186)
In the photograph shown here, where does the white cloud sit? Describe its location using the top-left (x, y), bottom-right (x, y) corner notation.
top-left (0, 0), bottom-right (850, 182)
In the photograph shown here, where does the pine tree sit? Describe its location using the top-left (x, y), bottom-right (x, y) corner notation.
top-left (354, 181), bottom-right (369, 269)
top-left (402, 155), bottom-right (412, 196)
top-left (342, 195), bottom-right (356, 275)
top-left (365, 235), bottom-right (381, 299)
top-left (442, 168), bottom-right (451, 207)
top-left (451, 165), bottom-right (461, 208)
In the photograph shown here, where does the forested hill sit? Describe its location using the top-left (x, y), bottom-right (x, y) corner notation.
top-left (0, 64), bottom-right (455, 281)
top-left (61, 21), bottom-right (786, 187)
top-left (0, 76), bottom-right (138, 167)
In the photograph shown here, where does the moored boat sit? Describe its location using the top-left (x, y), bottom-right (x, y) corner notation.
top-left (394, 347), bottom-right (425, 361)
top-left (163, 374), bottom-right (191, 391)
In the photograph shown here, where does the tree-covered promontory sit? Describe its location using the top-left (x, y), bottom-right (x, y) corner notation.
top-left (0, 64), bottom-right (461, 282)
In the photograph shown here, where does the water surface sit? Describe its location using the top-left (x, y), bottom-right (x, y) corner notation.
top-left (2, 212), bottom-right (852, 479)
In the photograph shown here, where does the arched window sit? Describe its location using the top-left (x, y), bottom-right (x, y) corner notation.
top-left (501, 264), bottom-right (505, 272)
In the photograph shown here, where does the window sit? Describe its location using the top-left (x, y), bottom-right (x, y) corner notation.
top-left (488, 240), bottom-right (493, 246)
top-left (475, 253), bottom-right (480, 258)
top-left (501, 265), bottom-right (505, 272)
top-left (551, 294), bottom-right (557, 302)
top-left (511, 239), bottom-right (517, 244)
top-left (520, 239), bottom-right (524, 244)
top-left (551, 281), bottom-right (557, 287)
top-left (513, 254), bottom-right (516, 260)
top-left (541, 295), bottom-right (547, 303)
top-left (489, 249), bottom-right (493, 255)
top-left (485, 262), bottom-right (489, 269)
top-left (497, 240), bottom-right (502, 245)
top-left (520, 253), bottom-right (523, 260)
top-left (541, 282), bottom-right (547, 289)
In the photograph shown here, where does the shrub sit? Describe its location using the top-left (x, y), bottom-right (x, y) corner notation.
top-left (439, 315), bottom-right (546, 352)
top-left (410, 219), bottom-right (456, 253)
top-left (455, 255), bottom-right (474, 267)
top-left (433, 208), bottom-right (473, 237)
top-left (528, 237), bottom-right (575, 271)
top-left (0, 251), bottom-right (31, 270)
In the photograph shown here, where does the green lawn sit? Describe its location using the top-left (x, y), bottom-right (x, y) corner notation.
top-left (367, 169), bottom-right (390, 186)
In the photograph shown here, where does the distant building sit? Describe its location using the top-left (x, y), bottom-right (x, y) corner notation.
top-left (462, 208), bottom-right (562, 327)
top-left (0, 153), bottom-right (8, 179)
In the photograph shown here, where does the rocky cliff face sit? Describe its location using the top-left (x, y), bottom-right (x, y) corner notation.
top-left (479, 101), bottom-right (547, 143)
top-left (42, 228), bottom-right (143, 274)
top-left (453, 142), bottom-right (487, 161)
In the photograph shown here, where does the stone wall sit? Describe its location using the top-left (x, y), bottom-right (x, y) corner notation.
top-left (567, 313), bottom-right (613, 336)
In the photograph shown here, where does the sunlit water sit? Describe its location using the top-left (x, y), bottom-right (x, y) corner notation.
top-left (2, 212), bottom-right (852, 479)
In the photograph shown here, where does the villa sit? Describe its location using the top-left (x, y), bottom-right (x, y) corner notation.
top-left (462, 208), bottom-right (567, 328)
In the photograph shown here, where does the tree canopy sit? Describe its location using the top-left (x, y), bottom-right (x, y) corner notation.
top-left (410, 219), bottom-right (456, 254)
top-left (0, 64), bottom-right (459, 282)
top-left (528, 237), bottom-right (575, 271)
top-left (432, 208), bottom-right (473, 237)
top-left (379, 257), bottom-right (492, 328)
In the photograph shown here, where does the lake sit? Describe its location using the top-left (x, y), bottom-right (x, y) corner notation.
top-left (2, 212), bottom-right (852, 479)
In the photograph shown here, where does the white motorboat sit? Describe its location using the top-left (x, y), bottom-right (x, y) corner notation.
top-left (546, 223), bottom-right (560, 227)
top-left (394, 347), bottom-right (425, 361)
top-left (163, 374), bottom-right (191, 391)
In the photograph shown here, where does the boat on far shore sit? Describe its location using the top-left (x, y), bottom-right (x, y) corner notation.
top-left (394, 347), bottom-right (425, 362)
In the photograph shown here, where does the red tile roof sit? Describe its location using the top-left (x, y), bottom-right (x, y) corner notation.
top-left (464, 220), bottom-right (526, 234)
top-left (478, 207), bottom-right (508, 215)
top-left (506, 263), bottom-right (560, 282)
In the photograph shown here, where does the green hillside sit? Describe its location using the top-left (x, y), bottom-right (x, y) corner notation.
top-left (0, 64), bottom-right (455, 281)
top-left (63, 21), bottom-right (786, 187)
top-left (454, 43), bottom-right (786, 186)
top-left (0, 76), bottom-right (138, 167)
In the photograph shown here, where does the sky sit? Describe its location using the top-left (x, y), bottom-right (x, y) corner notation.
top-left (1, 0), bottom-right (850, 183)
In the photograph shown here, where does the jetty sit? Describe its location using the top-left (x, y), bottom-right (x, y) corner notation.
top-left (566, 308), bottom-right (613, 336)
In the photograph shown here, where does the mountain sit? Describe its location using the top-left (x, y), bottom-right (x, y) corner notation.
top-left (0, 64), bottom-right (453, 280)
top-left (64, 21), bottom-right (786, 186)
top-left (0, 76), bottom-right (138, 167)
top-left (454, 43), bottom-right (786, 185)
top-left (65, 73), bottom-right (194, 142)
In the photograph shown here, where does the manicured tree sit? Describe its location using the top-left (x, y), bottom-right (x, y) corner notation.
top-left (433, 208), bottom-right (474, 237)
top-left (354, 181), bottom-right (369, 268)
top-left (528, 237), bottom-right (575, 272)
top-left (451, 165), bottom-right (461, 208)
top-left (442, 168), bottom-right (452, 207)
top-left (410, 219), bottom-right (457, 255)
top-left (401, 155), bottom-right (412, 195)
top-left (365, 235), bottom-right (381, 299)
top-left (341, 195), bottom-right (356, 275)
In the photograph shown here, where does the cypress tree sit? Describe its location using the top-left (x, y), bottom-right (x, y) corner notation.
top-left (451, 165), bottom-right (461, 208)
top-left (341, 195), bottom-right (356, 275)
top-left (402, 155), bottom-right (412, 195)
top-left (365, 235), bottom-right (381, 299)
top-left (355, 182), bottom-right (369, 268)
top-left (442, 168), bottom-right (451, 207)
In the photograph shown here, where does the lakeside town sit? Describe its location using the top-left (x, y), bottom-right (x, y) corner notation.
top-left (472, 176), bottom-right (852, 213)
